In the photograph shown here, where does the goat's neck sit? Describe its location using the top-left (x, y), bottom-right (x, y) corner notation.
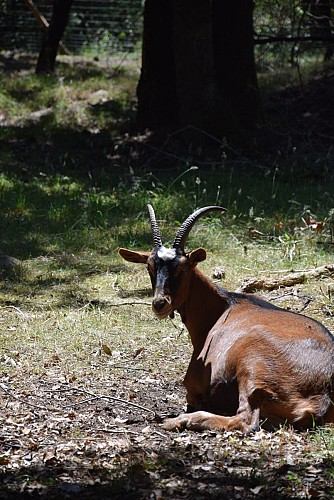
top-left (177, 267), bottom-right (229, 353)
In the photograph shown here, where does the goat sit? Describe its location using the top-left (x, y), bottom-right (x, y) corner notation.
top-left (119, 205), bottom-right (334, 433)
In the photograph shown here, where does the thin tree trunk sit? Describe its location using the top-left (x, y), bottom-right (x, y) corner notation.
top-left (36, 0), bottom-right (73, 74)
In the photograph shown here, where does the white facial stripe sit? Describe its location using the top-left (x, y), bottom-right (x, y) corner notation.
top-left (157, 246), bottom-right (177, 261)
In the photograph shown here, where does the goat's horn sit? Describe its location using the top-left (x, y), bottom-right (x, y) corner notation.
top-left (147, 204), bottom-right (163, 247)
top-left (173, 206), bottom-right (226, 250)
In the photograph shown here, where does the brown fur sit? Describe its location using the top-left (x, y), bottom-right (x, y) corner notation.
top-left (119, 246), bottom-right (334, 433)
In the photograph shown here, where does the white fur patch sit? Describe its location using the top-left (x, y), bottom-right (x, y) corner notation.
top-left (157, 246), bottom-right (177, 261)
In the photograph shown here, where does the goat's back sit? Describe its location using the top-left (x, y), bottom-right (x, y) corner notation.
top-left (194, 291), bottom-right (334, 424)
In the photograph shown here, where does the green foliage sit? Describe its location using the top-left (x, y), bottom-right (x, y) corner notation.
top-left (254, 0), bottom-right (333, 68)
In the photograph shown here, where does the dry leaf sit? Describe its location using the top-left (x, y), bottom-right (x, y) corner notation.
top-left (102, 344), bottom-right (112, 356)
top-left (274, 214), bottom-right (284, 231)
top-left (133, 347), bottom-right (144, 358)
top-left (248, 227), bottom-right (266, 238)
top-left (250, 485), bottom-right (265, 494)
top-left (212, 267), bottom-right (225, 279)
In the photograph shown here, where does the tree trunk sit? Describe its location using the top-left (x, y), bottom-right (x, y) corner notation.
top-left (171, 0), bottom-right (225, 135)
top-left (36, 0), bottom-right (73, 74)
top-left (137, 0), bottom-right (262, 143)
top-left (212, 0), bottom-right (262, 134)
top-left (137, 0), bottom-right (178, 128)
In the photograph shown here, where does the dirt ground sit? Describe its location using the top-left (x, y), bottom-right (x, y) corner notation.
top-left (1, 347), bottom-right (334, 500)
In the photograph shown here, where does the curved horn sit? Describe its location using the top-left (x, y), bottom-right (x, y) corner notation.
top-left (173, 206), bottom-right (226, 250)
top-left (147, 204), bottom-right (163, 247)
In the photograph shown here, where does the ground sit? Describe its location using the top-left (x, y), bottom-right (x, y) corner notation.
top-left (1, 279), bottom-right (334, 499)
top-left (2, 360), bottom-right (334, 499)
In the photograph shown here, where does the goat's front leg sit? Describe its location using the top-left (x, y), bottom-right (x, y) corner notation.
top-left (161, 407), bottom-right (260, 434)
top-left (162, 386), bottom-right (261, 434)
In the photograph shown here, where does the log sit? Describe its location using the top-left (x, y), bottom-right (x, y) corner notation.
top-left (237, 264), bottom-right (334, 293)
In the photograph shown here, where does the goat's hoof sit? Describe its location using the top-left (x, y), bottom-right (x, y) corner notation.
top-left (161, 416), bottom-right (188, 431)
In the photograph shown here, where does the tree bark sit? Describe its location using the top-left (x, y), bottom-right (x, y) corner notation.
top-left (137, 0), bottom-right (262, 143)
top-left (36, 0), bottom-right (73, 74)
top-left (308, 0), bottom-right (333, 61)
top-left (213, 0), bottom-right (262, 134)
top-left (137, 0), bottom-right (178, 128)
top-left (171, 0), bottom-right (224, 135)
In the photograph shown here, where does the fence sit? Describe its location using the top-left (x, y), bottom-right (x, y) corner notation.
top-left (1, 1), bottom-right (333, 64)
top-left (0, 0), bottom-right (143, 56)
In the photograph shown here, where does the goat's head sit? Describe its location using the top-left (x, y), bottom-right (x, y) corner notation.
top-left (119, 205), bottom-right (226, 319)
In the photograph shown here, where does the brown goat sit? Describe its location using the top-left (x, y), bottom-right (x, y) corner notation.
top-left (119, 205), bottom-right (334, 433)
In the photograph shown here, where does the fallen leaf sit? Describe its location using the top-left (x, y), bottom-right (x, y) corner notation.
top-left (133, 347), bottom-right (144, 358)
top-left (248, 227), bottom-right (266, 238)
top-left (43, 449), bottom-right (57, 466)
top-left (0, 455), bottom-right (10, 465)
top-left (102, 344), bottom-right (112, 356)
top-left (250, 485), bottom-right (265, 494)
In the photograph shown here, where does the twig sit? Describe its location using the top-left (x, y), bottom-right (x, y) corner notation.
top-left (77, 300), bottom-right (151, 311)
top-left (108, 301), bottom-right (151, 307)
top-left (0, 383), bottom-right (157, 417)
top-left (297, 298), bottom-right (313, 313)
top-left (0, 383), bottom-right (49, 411)
top-left (71, 387), bottom-right (157, 416)
top-left (110, 364), bottom-right (152, 372)
top-left (61, 396), bottom-right (103, 409)
top-left (96, 428), bottom-right (139, 435)
top-left (0, 305), bottom-right (27, 318)
top-left (269, 292), bottom-right (295, 301)
top-left (152, 429), bottom-right (168, 438)
top-left (254, 34), bottom-right (334, 45)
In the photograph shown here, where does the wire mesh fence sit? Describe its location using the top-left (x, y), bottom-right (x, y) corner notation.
top-left (0, 0), bottom-right (143, 57)
top-left (0, 1), bottom-right (333, 66)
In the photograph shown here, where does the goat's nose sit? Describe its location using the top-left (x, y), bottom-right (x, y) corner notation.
top-left (153, 296), bottom-right (168, 311)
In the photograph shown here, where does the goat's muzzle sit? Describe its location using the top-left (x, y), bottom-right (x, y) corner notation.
top-left (152, 294), bottom-right (173, 319)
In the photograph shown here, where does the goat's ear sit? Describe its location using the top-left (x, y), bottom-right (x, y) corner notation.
top-left (119, 248), bottom-right (150, 264)
top-left (188, 247), bottom-right (207, 265)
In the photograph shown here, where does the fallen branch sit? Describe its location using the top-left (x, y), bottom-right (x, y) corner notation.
top-left (0, 383), bottom-right (157, 417)
top-left (237, 264), bottom-right (334, 293)
top-left (70, 387), bottom-right (157, 417)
